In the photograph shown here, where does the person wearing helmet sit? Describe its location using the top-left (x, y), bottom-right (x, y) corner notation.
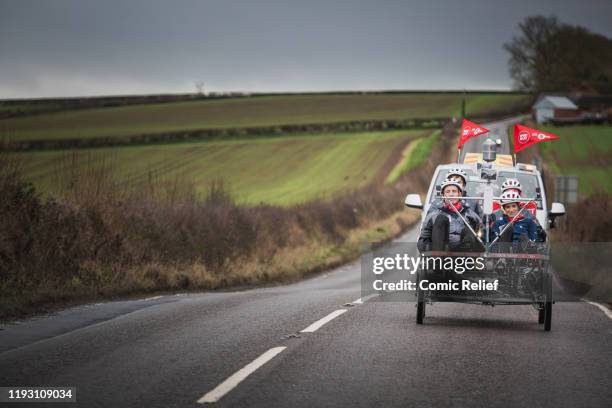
top-left (445, 168), bottom-right (483, 218)
top-left (446, 168), bottom-right (468, 185)
top-left (492, 178), bottom-right (537, 218)
top-left (417, 179), bottom-right (482, 252)
top-left (492, 191), bottom-right (542, 297)
top-left (501, 178), bottom-right (522, 192)
top-left (491, 190), bottom-right (538, 243)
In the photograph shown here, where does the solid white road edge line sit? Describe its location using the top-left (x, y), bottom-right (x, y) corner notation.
top-left (301, 309), bottom-right (347, 333)
top-left (140, 295), bottom-right (163, 301)
top-left (197, 346), bottom-right (286, 404)
top-left (352, 293), bottom-right (379, 304)
top-left (582, 299), bottom-right (612, 321)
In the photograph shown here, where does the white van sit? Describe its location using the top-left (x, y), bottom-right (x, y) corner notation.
top-left (405, 160), bottom-right (566, 234)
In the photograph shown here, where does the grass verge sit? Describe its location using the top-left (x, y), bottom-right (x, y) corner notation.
top-left (386, 130), bottom-right (440, 184)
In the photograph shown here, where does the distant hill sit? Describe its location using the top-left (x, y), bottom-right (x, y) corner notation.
top-left (0, 92), bottom-right (529, 144)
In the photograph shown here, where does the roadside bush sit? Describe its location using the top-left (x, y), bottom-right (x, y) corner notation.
top-left (554, 193), bottom-right (612, 241)
top-left (0, 142), bottom-right (421, 319)
top-left (1, 158), bottom-right (126, 288)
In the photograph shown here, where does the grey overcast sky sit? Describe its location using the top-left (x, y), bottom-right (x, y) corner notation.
top-left (1, 0), bottom-right (611, 98)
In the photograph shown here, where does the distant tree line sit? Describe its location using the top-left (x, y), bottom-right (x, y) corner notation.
top-left (2, 118), bottom-right (449, 152)
top-left (504, 15), bottom-right (612, 93)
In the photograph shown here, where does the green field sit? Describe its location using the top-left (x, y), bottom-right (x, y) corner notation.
top-left (538, 125), bottom-right (612, 195)
top-left (386, 130), bottom-right (441, 183)
top-left (1, 93), bottom-right (527, 142)
top-left (15, 130), bottom-right (427, 205)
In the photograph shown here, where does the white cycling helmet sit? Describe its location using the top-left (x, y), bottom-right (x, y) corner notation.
top-left (500, 190), bottom-right (521, 205)
top-left (446, 168), bottom-right (467, 184)
top-left (440, 179), bottom-right (464, 194)
top-left (501, 178), bottom-right (522, 192)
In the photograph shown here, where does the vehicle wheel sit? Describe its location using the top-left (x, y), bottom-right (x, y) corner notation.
top-left (416, 290), bottom-right (425, 324)
top-left (416, 269), bottom-right (426, 324)
top-left (543, 271), bottom-right (553, 331)
top-left (538, 306), bottom-right (545, 324)
top-left (544, 301), bottom-right (552, 331)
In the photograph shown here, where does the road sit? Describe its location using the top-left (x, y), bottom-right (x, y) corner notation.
top-left (1, 117), bottom-right (611, 408)
top-left (459, 115), bottom-right (528, 162)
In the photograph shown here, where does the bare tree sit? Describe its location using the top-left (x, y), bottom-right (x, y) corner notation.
top-left (194, 81), bottom-right (205, 95)
top-left (504, 15), bottom-right (612, 93)
top-left (503, 16), bottom-right (560, 92)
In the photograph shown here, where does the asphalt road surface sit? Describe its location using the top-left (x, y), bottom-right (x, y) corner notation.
top-left (2, 118), bottom-right (611, 407)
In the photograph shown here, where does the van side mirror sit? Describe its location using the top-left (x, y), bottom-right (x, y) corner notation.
top-left (549, 202), bottom-right (565, 217)
top-left (405, 194), bottom-right (423, 210)
top-left (548, 202), bottom-right (566, 229)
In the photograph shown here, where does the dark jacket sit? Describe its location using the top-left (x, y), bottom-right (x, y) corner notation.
top-left (417, 200), bottom-right (481, 252)
top-left (492, 214), bottom-right (537, 242)
top-left (492, 203), bottom-right (535, 222)
top-left (463, 190), bottom-right (483, 218)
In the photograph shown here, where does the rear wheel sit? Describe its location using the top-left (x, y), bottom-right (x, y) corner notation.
top-left (543, 270), bottom-right (553, 331)
top-left (416, 269), bottom-right (426, 324)
top-left (416, 292), bottom-right (426, 324)
top-left (538, 305), bottom-right (545, 324)
top-left (544, 301), bottom-right (552, 331)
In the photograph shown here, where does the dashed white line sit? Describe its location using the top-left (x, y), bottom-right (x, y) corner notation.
top-left (195, 295), bottom-right (608, 404)
top-left (583, 300), bottom-right (612, 321)
top-left (301, 309), bottom-right (347, 333)
top-left (352, 293), bottom-right (379, 304)
top-left (197, 346), bottom-right (286, 404)
top-left (198, 296), bottom-right (373, 403)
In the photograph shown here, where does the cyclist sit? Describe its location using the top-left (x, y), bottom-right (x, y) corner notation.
top-left (491, 190), bottom-right (538, 242)
top-left (417, 179), bottom-right (482, 252)
top-left (492, 178), bottom-right (537, 218)
top-left (445, 168), bottom-right (483, 218)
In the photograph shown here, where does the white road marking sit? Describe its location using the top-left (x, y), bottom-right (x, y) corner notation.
top-left (301, 309), bottom-right (347, 333)
top-left (197, 347), bottom-right (286, 404)
top-left (352, 293), bottom-right (379, 304)
top-left (140, 295), bottom-right (163, 301)
top-left (583, 300), bottom-right (612, 321)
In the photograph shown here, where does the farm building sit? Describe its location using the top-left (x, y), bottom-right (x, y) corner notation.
top-left (532, 95), bottom-right (579, 124)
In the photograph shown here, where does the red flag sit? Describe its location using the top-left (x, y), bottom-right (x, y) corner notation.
top-left (458, 119), bottom-right (490, 149)
top-left (513, 124), bottom-right (560, 153)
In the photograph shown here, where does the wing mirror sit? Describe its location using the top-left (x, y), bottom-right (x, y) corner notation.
top-left (548, 202), bottom-right (566, 228)
top-left (549, 202), bottom-right (566, 217)
top-left (405, 194), bottom-right (423, 210)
